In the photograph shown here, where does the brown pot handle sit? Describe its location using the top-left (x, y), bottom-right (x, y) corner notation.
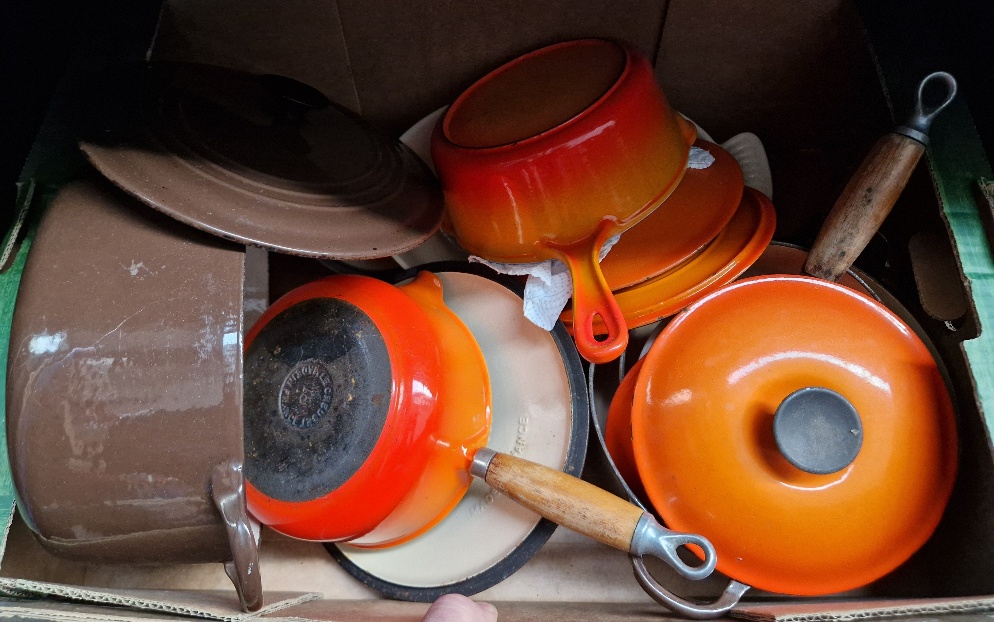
top-left (211, 461), bottom-right (264, 612)
top-left (471, 448), bottom-right (716, 582)
top-left (556, 240), bottom-right (628, 364)
top-left (804, 72), bottom-right (957, 282)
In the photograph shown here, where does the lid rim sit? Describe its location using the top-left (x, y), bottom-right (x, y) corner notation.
top-left (78, 62), bottom-right (444, 260)
top-left (440, 38), bottom-right (633, 152)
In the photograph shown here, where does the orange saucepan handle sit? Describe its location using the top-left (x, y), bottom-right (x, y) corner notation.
top-left (555, 239), bottom-right (628, 363)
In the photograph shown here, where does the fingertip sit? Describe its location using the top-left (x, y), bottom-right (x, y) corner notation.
top-left (475, 600), bottom-right (499, 621)
top-left (421, 593), bottom-right (498, 622)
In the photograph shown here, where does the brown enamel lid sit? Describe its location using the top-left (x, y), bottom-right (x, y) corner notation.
top-left (78, 63), bottom-right (443, 259)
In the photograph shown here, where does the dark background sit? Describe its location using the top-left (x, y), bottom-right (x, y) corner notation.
top-left (1, 0), bottom-right (992, 232)
top-left (0, 0), bottom-right (163, 232)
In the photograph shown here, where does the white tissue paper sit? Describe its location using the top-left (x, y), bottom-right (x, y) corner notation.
top-left (470, 146), bottom-right (714, 330)
top-left (470, 235), bottom-right (621, 330)
top-left (687, 145), bottom-right (716, 170)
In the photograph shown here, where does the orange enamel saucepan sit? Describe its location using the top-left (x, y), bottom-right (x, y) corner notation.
top-left (431, 39), bottom-right (696, 364)
top-left (243, 272), bottom-right (491, 546)
top-left (242, 272), bottom-right (722, 583)
top-left (596, 72), bottom-right (959, 618)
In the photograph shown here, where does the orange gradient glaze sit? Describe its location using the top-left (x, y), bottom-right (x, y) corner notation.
top-left (562, 187), bottom-right (775, 334)
top-left (348, 272), bottom-right (491, 547)
top-left (433, 39), bottom-right (691, 259)
top-left (600, 139), bottom-right (745, 290)
top-left (631, 276), bottom-right (958, 595)
top-left (432, 38), bottom-right (695, 363)
top-left (244, 273), bottom-right (491, 545)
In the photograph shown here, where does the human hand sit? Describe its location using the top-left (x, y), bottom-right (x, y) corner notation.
top-left (421, 594), bottom-right (498, 622)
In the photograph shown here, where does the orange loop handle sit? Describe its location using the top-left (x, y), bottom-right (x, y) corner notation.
top-left (558, 244), bottom-right (628, 363)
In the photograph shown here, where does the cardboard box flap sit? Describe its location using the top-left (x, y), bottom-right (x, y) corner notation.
top-left (0, 599), bottom-right (200, 622)
top-left (150, 0), bottom-right (360, 113)
top-left (974, 179), bottom-right (994, 270)
top-left (656, 0), bottom-right (889, 150)
top-left (731, 596), bottom-right (994, 622)
top-left (0, 580), bottom-right (318, 622)
top-left (909, 231), bottom-right (971, 322)
top-left (331, 0), bottom-right (668, 135)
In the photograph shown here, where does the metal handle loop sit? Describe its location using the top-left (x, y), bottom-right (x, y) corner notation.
top-left (897, 71), bottom-right (957, 144)
top-left (632, 555), bottom-right (750, 619)
top-left (630, 514), bottom-right (716, 581)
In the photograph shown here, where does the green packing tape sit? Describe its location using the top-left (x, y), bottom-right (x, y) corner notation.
top-left (0, 181), bottom-right (43, 567)
top-left (929, 105), bottom-right (994, 431)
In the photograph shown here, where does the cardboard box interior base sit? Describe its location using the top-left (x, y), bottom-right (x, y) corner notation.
top-left (4, 0), bottom-right (994, 620)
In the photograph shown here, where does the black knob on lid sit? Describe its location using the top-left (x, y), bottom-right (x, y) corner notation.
top-left (773, 387), bottom-right (863, 475)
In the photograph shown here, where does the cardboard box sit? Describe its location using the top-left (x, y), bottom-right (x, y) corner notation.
top-left (3, 0), bottom-right (994, 620)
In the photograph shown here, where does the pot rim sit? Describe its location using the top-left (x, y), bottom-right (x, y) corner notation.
top-left (437, 38), bottom-right (632, 152)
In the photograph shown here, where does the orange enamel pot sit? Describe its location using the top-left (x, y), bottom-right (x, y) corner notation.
top-left (243, 272), bottom-right (490, 546)
top-left (431, 38), bottom-right (696, 364)
top-left (628, 275), bottom-right (957, 596)
top-left (585, 71), bottom-right (960, 618)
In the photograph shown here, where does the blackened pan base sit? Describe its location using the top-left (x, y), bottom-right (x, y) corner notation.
top-left (244, 298), bottom-right (391, 503)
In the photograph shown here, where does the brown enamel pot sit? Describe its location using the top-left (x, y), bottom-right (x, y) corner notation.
top-left (5, 178), bottom-right (261, 611)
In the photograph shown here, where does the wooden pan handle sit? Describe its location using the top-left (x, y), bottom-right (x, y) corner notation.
top-left (803, 133), bottom-right (925, 281)
top-left (804, 71), bottom-right (957, 282)
top-left (482, 450), bottom-right (643, 549)
top-left (470, 448), bottom-right (717, 581)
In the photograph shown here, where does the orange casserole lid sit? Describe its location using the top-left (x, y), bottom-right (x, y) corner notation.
top-left (599, 139), bottom-right (745, 291)
top-left (631, 275), bottom-right (957, 596)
